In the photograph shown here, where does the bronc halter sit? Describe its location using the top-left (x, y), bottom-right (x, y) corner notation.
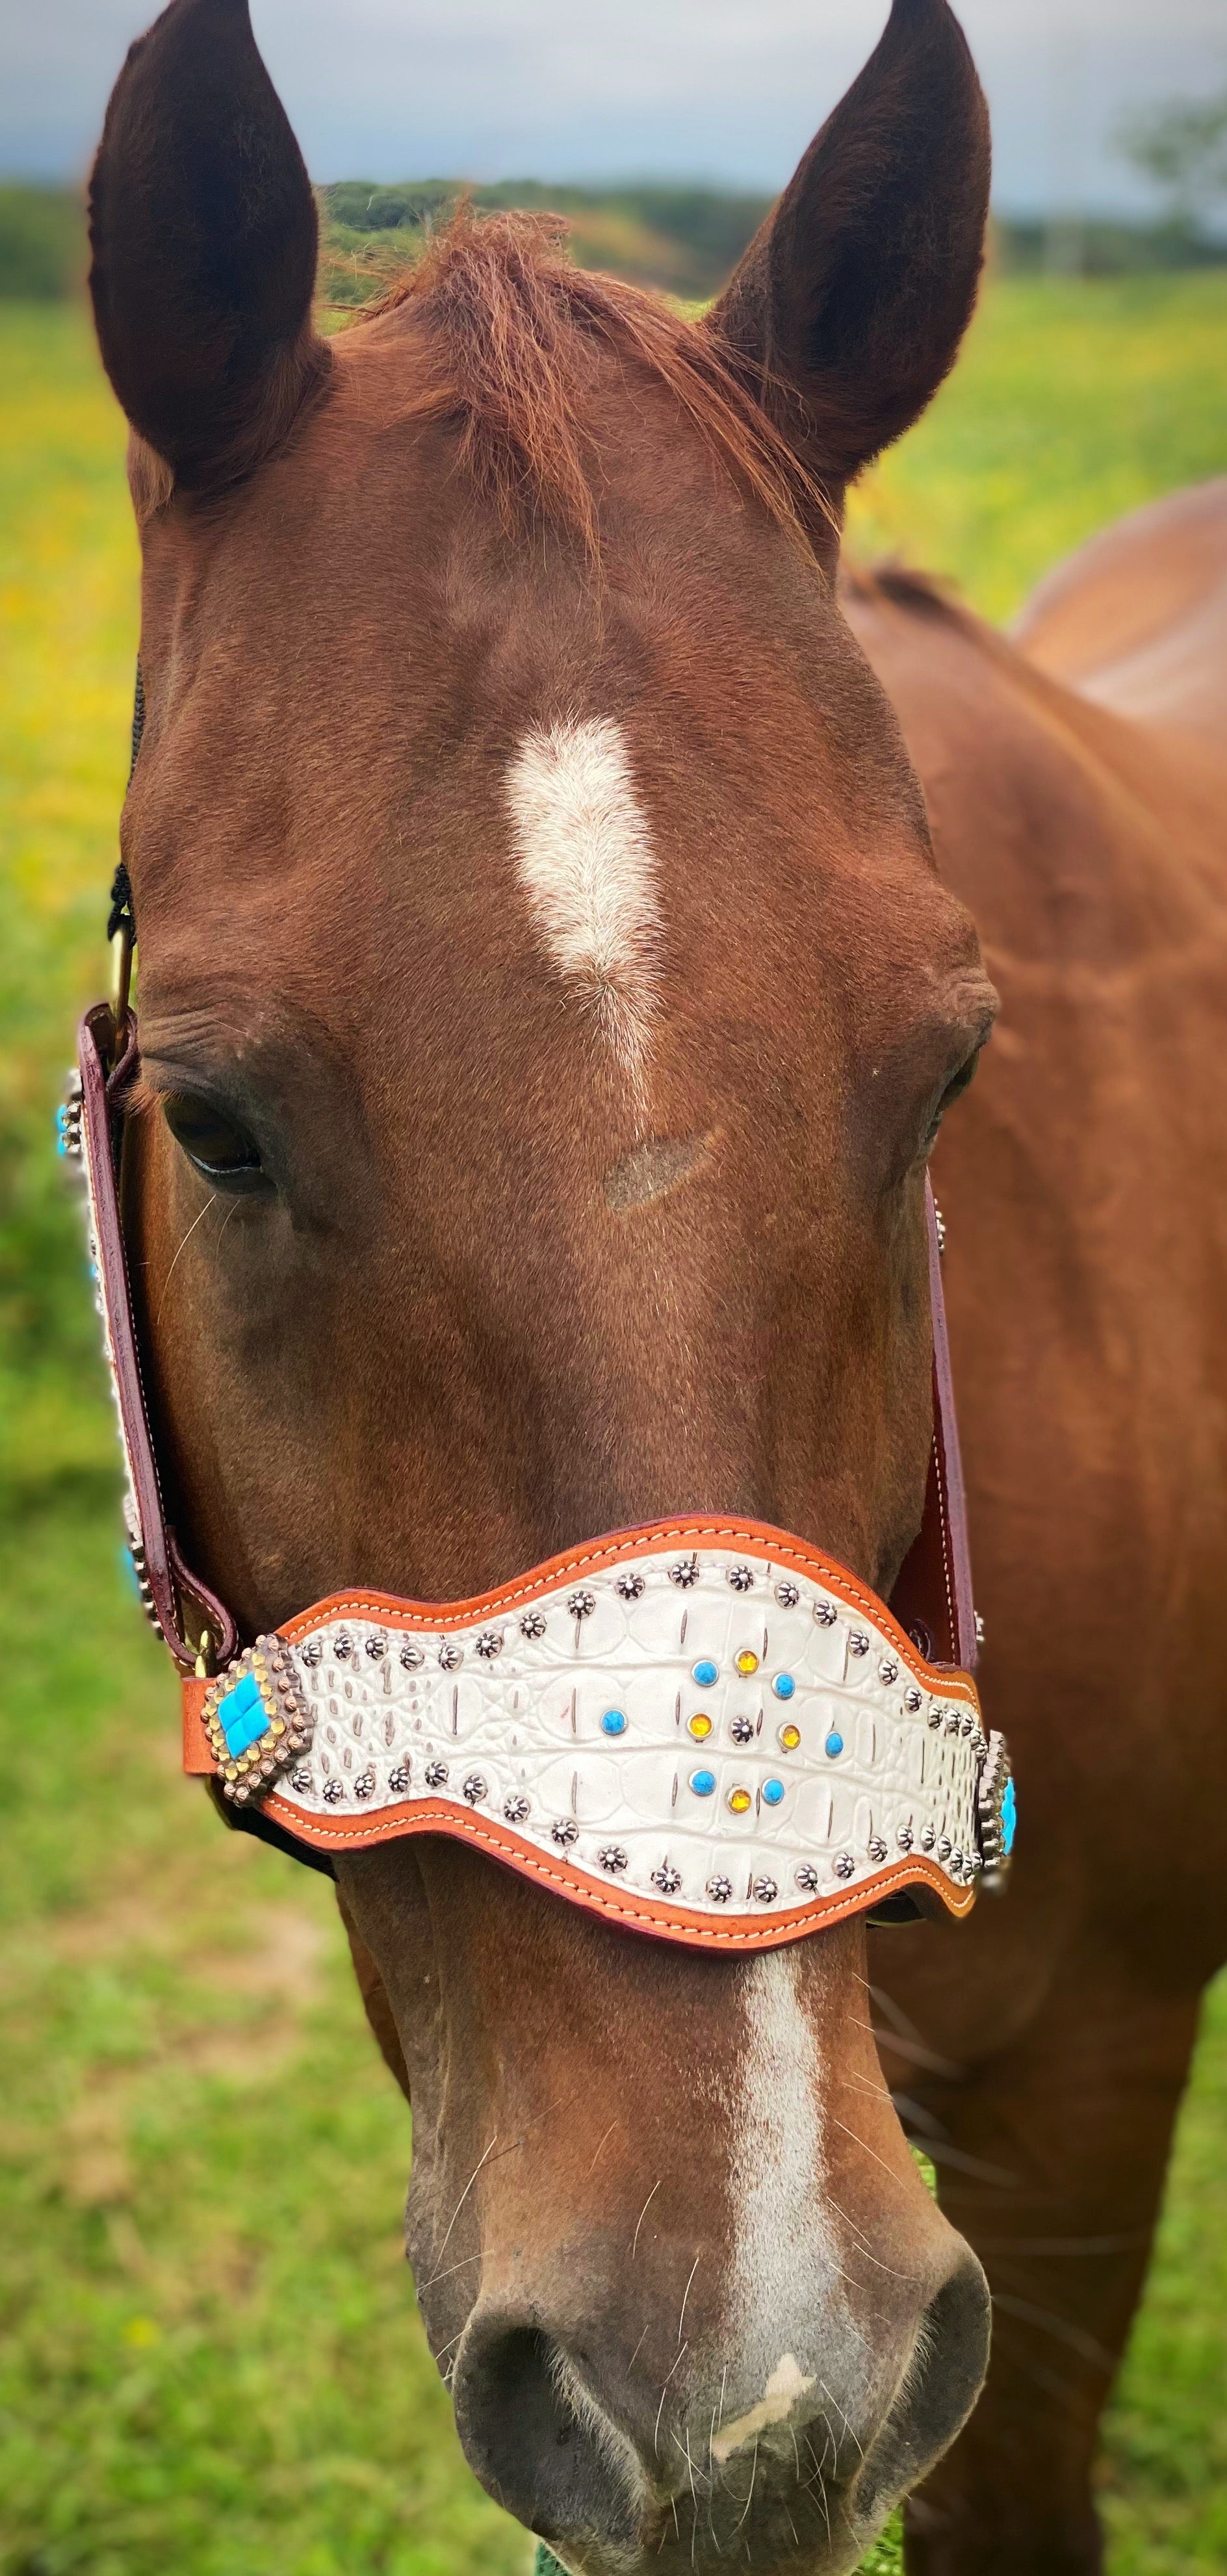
top-left (62, 676), bottom-right (1014, 1953)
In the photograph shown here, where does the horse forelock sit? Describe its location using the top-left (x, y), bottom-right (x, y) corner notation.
top-left (350, 206), bottom-right (832, 558)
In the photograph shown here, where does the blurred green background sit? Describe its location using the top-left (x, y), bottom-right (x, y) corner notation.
top-left (1, 205), bottom-right (1225, 2576)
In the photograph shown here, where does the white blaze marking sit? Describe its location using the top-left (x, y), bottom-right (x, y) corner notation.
top-left (506, 716), bottom-right (660, 1077)
top-left (711, 2352), bottom-right (816, 2466)
top-left (717, 1944), bottom-right (856, 2457)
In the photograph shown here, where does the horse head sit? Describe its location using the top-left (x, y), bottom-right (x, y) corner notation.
top-left (88, 1), bottom-right (998, 2565)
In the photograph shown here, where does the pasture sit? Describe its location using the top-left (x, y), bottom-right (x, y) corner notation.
top-left (1, 269), bottom-right (1225, 2576)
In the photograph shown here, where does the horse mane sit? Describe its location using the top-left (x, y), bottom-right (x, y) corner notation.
top-left (359, 206), bottom-right (831, 557)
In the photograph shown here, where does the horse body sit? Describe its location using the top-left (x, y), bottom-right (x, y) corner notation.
top-left (847, 530), bottom-right (1227, 2569)
top-left (81, 0), bottom-right (1226, 2569)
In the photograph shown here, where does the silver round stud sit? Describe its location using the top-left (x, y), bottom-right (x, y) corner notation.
top-left (904, 1686), bottom-right (923, 1714)
top-left (400, 1642), bottom-right (425, 1671)
top-left (706, 1874), bottom-right (734, 1903)
top-left (388, 1764), bottom-right (411, 1796)
top-left (438, 1641), bottom-right (463, 1672)
top-left (354, 1766), bottom-right (376, 1799)
top-left (615, 1571), bottom-right (646, 1601)
top-left (302, 1638), bottom-right (323, 1667)
top-left (795, 1863), bottom-right (821, 1894)
top-left (937, 1836), bottom-right (952, 1862)
top-left (333, 1632), bottom-right (353, 1660)
top-left (567, 1590), bottom-right (595, 1620)
top-left (598, 1844), bottom-right (628, 1874)
top-left (727, 1564), bottom-right (755, 1592)
top-left (424, 1758), bottom-right (448, 1788)
top-left (834, 1853), bottom-right (855, 1880)
top-left (552, 1817), bottom-right (578, 1847)
top-left (775, 1580), bottom-right (800, 1610)
top-left (504, 1794), bottom-right (530, 1825)
top-left (752, 1875), bottom-right (778, 1904)
top-left (474, 1630), bottom-right (503, 1660)
top-left (651, 1862), bottom-right (682, 1895)
top-left (461, 1772), bottom-right (486, 1805)
top-left (729, 1715), bottom-right (755, 1745)
top-left (879, 1656), bottom-right (899, 1686)
top-left (322, 1777), bottom-right (344, 1805)
top-left (814, 1599), bottom-right (838, 1627)
top-left (520, 1610), bottom-right (547, 1642)
top-left (669, 1556), bottom-right (700, 1589)
top-left (896, 1825), bottom-right (914, 1851)
top-left (868, 1836), bottom-right (888, 1864)
top-left (290, 1766), bottom-right (313, 1794)
top-left (848, 1629), bottom-right (870, 1657)
top-left (921, 1824), bottom-right (936, 1850)
top-left (365, 1633), bottom-right (387, 1662)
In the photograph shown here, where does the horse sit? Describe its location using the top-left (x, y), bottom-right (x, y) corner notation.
top-left (83, 0), bottom-right (1226, 2567)
top-left (841, 486), bottom-right (1227, 2571)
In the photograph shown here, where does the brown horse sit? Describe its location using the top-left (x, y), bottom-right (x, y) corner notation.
top-left (844, 484), bottom-right (1227, 2571)
top-left (84, 0), bottom-right (1226, 2568)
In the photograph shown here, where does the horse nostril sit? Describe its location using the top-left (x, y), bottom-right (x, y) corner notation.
top-left (453, 2317), bottom-right (646, 2555)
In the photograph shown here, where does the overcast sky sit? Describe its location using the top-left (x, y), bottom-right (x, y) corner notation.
top-left (3, 0), bottom-right (1224, 213)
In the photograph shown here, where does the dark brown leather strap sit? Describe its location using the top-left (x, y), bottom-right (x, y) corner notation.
top-left (79, 1001), bottom-right (237, 1671)
top-left (79, 1007), bottom-right (975, 1679)
top-left (888, 1178), bottom-right (979, 1670)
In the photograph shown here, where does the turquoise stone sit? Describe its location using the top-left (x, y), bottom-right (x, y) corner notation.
top-left (1001, 1775), bottom-right (1017, 1855)
top-left (689, 1768), bottom-right (717, 1797)
top-left (772, 1673), bottom-right (796, 1700)
top-left (691, 1658), bottom-right (719, 1688)
top-left (762, 1778), bottom-right (785, 1807)
top-left (824, 1730), bottom-right (844, 1759)
top-left (601, 1708), bottom-right (628, 1736)
top-left (218, 1669), bottom-right (267, 1759)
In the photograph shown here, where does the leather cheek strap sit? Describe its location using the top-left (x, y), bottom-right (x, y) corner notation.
top-left (79, 1002), bottom-right (237, 1671)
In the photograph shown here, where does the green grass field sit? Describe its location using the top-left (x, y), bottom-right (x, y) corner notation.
top-left (2, 275), bottom-right (1226, 2576)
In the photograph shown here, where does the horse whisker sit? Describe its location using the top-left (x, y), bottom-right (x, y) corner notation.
top-left (422, 2132), bottom-right (498, 2282)
top-left (155, 1190), bottom-right (217, 1325)
top-left (632, 2177), bottom-right (662, 2258)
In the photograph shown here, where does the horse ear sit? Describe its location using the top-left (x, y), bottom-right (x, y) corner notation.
top-left (88, 0), bottom-right (327, 493)
top-left (708, 0), bottom-right (990, 500)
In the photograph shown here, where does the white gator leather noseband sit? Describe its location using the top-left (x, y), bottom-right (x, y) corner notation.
top-left (186, 1523), bottom-right (1012, 1951)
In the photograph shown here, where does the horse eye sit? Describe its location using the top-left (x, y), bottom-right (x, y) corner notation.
top-left (162, 1092), bottom-right (265, 1185)
top-left (924, 1048), bottom-right (981, 1152)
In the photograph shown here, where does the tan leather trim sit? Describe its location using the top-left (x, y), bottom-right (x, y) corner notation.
top-left (258, 1792), bottom-right (977, 1949)
top-left (181, 1674), bottom-right (214, 1773)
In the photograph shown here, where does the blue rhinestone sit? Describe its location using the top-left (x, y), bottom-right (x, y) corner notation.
top-left (219, 1670), bottom-right (267, 1759)
top-left (1001, 1775), bottom-right (1017, 1855)
top-left (772, 1673), bottom-right (796, 1701)
top-left (689, 1768), bottom-right (717, 1797)
top-left (762, 1778), bottom-right (786, 1807)
top-left (691, 1658), bottom-right (719, 1688)
top-left (601, 1708), bottom-right (628, 1736)
top-left (824, 1731), bottom-right (844, 1759)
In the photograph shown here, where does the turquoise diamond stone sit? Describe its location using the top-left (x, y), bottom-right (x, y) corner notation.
top-left (218, 1669), bottom-right (267, 1759)
top-left (1001, 1775), bottom-right (1017, 1856)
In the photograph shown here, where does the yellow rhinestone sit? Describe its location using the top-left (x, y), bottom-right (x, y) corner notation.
top-left (224, 1763), bottom-right (237, 1781)
top-left (735, 1650), bottom-right (759, 1677)
top-left (727, 1786), bottom-right (753, 1814)
top-left (778, 1722), bottom-right (801, 1753)
top-left (688, 1712), bottom-right (713, 1740)
top-left (270, 1718), bottom-right (285, 1736)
